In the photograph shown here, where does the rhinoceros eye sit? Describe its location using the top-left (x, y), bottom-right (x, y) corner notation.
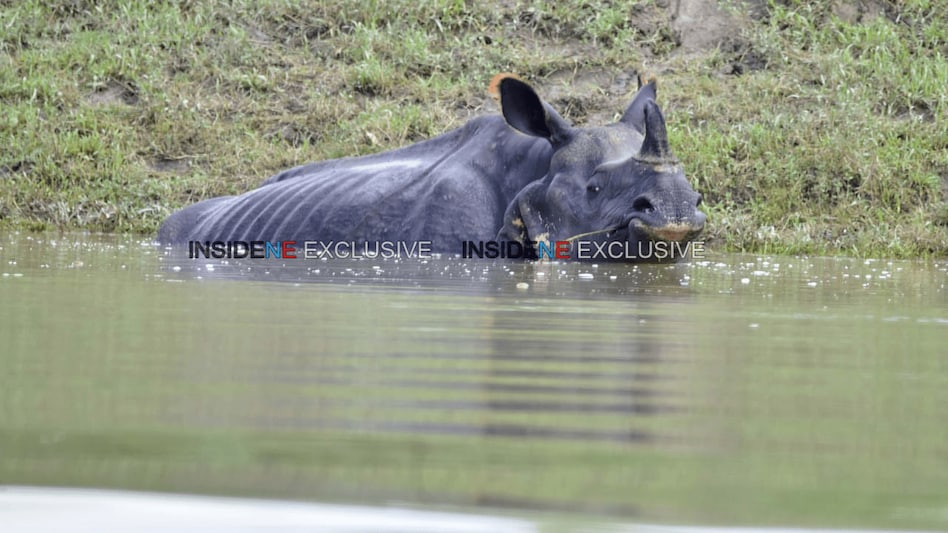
top-left (587, 184), bottom-right (601, 194)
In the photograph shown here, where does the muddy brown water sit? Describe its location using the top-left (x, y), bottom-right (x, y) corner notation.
top-left (1, 232), bottom-right (946, 531)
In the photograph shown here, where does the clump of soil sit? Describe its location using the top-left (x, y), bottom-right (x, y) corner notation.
top-left (149, 157), bottom-right (190, 174)
top-left (85, 79), bottom-right (139, 107)
top-left (672, 0), bottom-right (755, 55)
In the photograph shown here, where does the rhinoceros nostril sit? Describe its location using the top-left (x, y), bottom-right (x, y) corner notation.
top-left (632, 196), bottom-right (655, 214)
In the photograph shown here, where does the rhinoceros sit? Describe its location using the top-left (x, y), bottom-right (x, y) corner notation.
top-left (158, 74), bottom-right (705, 261)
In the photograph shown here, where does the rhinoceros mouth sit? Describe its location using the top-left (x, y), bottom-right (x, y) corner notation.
top-left (628, 218), bottom-right (703, 243)
top-left (553, 216), bottom-right (701, 247)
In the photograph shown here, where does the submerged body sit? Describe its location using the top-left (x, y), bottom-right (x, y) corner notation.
top-left (158, 116), bottom-right (551, 253)
top-left (159, 75), bottom-right (706, 261)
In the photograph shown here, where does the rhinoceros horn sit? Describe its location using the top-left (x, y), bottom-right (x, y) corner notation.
top-left (636, 100), bottom-right (678, 165)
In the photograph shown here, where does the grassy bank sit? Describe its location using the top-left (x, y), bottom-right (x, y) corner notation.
top-left (1, 0), bottom-right (946, 257)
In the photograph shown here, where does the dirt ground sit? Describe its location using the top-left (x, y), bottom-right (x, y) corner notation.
top-left (542, 0), bottom-right (891, 125)
top-left (670, 0), bottom-right (885, 54)
top-left (672, 0), bottom-right (753, 54)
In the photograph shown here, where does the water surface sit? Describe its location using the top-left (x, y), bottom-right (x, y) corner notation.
top-left (1, 232), bottom-right (946, 531)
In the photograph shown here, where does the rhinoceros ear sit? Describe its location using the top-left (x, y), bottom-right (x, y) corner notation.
top-left (637, 100), bottom-right (676, 164)
top-left (619, 74), bottom-right (657, 134)
top-left (489, 74), bottom-right (572, 146)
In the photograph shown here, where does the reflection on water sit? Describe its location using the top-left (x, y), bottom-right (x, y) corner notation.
top-left (0, 233), bottom-right (947, 530)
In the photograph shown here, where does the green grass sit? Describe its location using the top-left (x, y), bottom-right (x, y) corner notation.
top-left (0, 0), bottom-right (946, 257)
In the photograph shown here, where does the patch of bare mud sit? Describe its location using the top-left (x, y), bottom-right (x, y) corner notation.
top-left (85, 79), bottom-right (139, 106)
top-left (671, 0), bottom-right (765, 56)
top-left (667, 0), bottom-right (887, 55)
top-left (149, 157), bottom-right (191, 174)
top-left (831, 0), bottom-right (886, 24)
